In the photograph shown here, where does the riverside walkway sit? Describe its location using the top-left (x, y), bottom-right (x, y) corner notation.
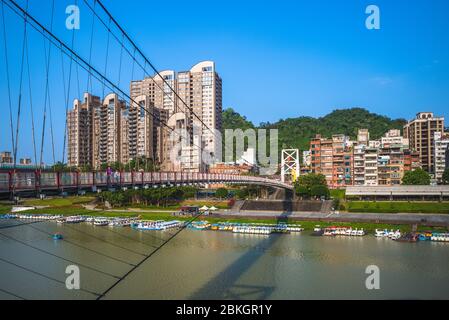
top-left (216, 210), bottom-right (449, 227)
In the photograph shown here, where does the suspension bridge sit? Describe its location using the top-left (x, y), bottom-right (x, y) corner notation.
top-left (0, 0), bottom-right (292, 200)
top-left (0, 0), bottom-right (294, 300)
top-left (0, 170), bottom-right (293, 196)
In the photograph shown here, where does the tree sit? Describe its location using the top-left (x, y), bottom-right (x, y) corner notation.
top-left (51, 162), bottom-right (72, 172)
top-left (257, 108), bottom-right (406, 152)
top-left (297, 173), bottom-right (327, 188)
top-left (442, 168), bottom-right (449, 185)
top-left (215, 188), bottom-right (229, 199)
top-left (295, 185), bottom-right (310, 198)
top-left (402, 168), bottom-right (431, 185)
top-left (79, 164), bottom-right (92, 173)
top-left (310, 185), bottom-right (330, 199)
top-left (294, 173), bottom-right (329, 199)
top-left (235, 188), bottom-right (249, 200)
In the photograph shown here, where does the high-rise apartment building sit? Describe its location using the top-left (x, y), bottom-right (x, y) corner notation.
top-left (127, 95), bottom-right (162, 163)
top-left (403, 112), bottom-right (445, 173)
top-left (131, 70), bottom-right (177, 116)
top-left (68, 92), bottom-right (155, 169)
top-left (434, 132), bottom-right (449, 183)
top-left (67, 93), bottom-right (101, 168)
top-left (131, 61), bottom-right (223, 171)
top-left (160, 112), bottom-right (205, 172)
top-left (96, 93), bottom-right (127, 166)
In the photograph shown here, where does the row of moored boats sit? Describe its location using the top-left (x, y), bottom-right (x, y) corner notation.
top-left (188, 221), bottom-right (305, 235)
top-left (1, 213), bottom-right (448, 242)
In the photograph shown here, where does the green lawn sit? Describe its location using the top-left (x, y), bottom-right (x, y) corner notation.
top-left (330, 189), bottom-right (346, 200)
top-left (347, 201), bottom-right (449, 214)
top-left (23, 196), bottom-right (95, 207)
top-left (0, 205), bottom-right (12, 214)
top-left (104, 200), bottom-right (230, 211)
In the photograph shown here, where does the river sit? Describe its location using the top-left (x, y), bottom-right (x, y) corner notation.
top-left (0, 220), bottom-right (448, 300)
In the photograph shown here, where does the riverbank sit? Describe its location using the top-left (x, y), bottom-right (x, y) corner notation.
top-left (2, 209), bottom-right (447, 234)
top-left (2, 195), bottom-right (449, 234)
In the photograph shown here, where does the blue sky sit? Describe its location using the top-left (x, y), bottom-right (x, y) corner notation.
top-left (1, 0), bottom-right (449, 163)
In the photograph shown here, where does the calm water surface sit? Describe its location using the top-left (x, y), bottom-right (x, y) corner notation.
top-left (0, 220), bottom-right (448, 300)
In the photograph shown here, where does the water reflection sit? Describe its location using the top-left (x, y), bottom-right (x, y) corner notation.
top-left (0, 221), bottom-right (448, 300)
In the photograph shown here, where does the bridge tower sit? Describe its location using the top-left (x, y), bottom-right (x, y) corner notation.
top-left (281, 149), bottom-right (300, 183)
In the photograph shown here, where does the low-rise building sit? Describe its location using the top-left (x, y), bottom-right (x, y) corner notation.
top-left (331, 134), bottom-right (353, 188)
top-left (307, 129), bottom-right (421, 187)
top-left (434, 132), bottom-right (449, 183)
top-left (210, 162), bottom-right (255, 175)
top-left (310, 135), bottom-right (334, 186)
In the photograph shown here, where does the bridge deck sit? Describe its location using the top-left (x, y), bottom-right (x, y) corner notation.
top-left (0, 171), bottom-right (293, 194)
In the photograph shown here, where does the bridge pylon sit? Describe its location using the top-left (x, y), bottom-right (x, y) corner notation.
top-left (281, 149), bottom-right (300, 183)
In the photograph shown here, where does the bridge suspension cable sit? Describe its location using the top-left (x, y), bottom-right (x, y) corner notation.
top-left (93, 1), bottom-right (222, 138)
top-left (1, 0), bottom-right (16, 165)
top-left (62, 0), bottom-right (79, 166)
top-left (0, 287), bottom-right (25, 300)
top-left (83, 0), bottom-right (255, 167)
top-left (95, 211), bottom-right (204, 300)
top-left (0, 230), bottom-right (122, 279)
top-left (38, 0), bottom-right (56, 169)
top-left (26, 224), bottom-right (141, 266)
top-left (0, 256), bottom-right (101, 297)
top-left (1, 0), bottom-right (214, 165)
top-left (12, 0), bottom-right (28, 175)
top-left (25, 28), bottom-right (38, 167)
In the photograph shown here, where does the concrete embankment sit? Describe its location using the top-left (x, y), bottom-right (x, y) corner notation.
top-left (238, 200), bottom-right (331, 213)
top-left (224, 200), bottom-right (449, 227)
top-left (215, 210), bottom-right (449, 227)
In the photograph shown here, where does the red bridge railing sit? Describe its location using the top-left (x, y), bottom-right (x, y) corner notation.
top-left (0, 170), bottom-right (292, 193)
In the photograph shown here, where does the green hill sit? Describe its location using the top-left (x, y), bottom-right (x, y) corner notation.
top-left (222, 107), bottom-right (407, 151)
top-left (222, 108), bottom-right (255, 131)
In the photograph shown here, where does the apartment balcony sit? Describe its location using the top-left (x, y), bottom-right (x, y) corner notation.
top-left (365, 172), bottom-right (378, 176)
